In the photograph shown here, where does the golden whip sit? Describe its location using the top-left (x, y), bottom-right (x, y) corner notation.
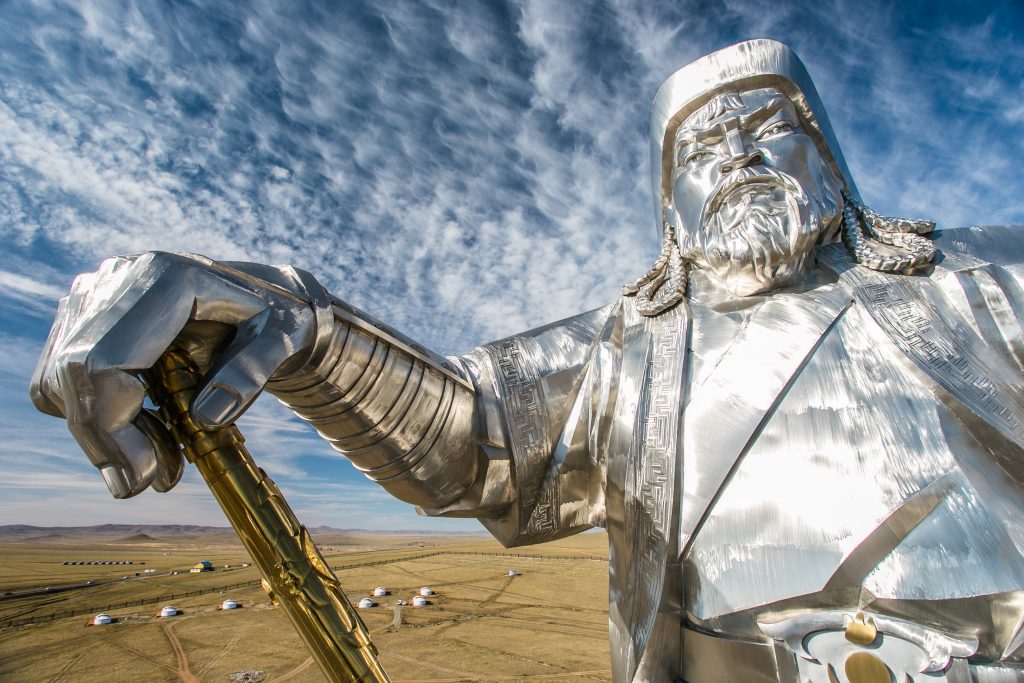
top-left (145, 350), bottom-right (391, 683)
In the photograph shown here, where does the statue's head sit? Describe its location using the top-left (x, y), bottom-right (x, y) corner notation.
top-left (653, 39), bottom-right (851, 296)
top-left (626, 39), bottom-right (934, 310)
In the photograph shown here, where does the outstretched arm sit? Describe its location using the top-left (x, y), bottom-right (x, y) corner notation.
top-left (30, 251), bottom-right (615, 537)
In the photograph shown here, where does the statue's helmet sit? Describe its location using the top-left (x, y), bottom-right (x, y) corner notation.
top-left (650, 39), bottom-right (859, 235)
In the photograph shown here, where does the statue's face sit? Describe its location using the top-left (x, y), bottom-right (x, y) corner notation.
top-left (670, 87), bottom-right (842, 296)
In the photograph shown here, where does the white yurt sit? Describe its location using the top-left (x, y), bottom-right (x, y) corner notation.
top-left (418, 587), bottom-right (434, 596)
top-left (92, 613), bottom-right (112, 626)
top-left (372, 586), bottom-right (387, 597)
top-left (357, 597), bottom-right (376, 609)
top-left (507, 569), bottom-right (520, 577)
top-left (412, 595), bottom-right (428, 607)
top-left (221, 599), bottom-right (238, 610)
top-left (159, 606), bottom-right (178, 618)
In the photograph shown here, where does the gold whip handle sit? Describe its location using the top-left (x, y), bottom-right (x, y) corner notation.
top-left (145, 350), bottom-right (391, 683)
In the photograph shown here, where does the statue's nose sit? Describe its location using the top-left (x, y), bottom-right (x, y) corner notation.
top-left (719, 127), bottom-right (763, 174)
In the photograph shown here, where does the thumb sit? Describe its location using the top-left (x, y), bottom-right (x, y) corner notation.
top-left (191, 309), bottom-right (314, 429)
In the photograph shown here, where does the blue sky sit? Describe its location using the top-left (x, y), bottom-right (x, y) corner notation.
top-left (1, 0), bottom-right (1022, 531)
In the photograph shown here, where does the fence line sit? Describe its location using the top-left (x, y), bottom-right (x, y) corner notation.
top-left (0, 549), bottom-right (605, 629)
top-left (437, 551), bottom-right (606, 562)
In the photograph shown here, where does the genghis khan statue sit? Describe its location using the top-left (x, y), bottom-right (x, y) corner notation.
top-left (31, 40), bottom-right (1024, 682)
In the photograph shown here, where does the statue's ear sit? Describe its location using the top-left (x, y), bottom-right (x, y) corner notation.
top-left (663, 204), bottom-right (677, 236)
top-left (663, 203), bottom-right (689, 246)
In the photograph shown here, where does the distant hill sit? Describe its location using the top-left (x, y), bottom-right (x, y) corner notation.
top-left (21, 532), bottom-right (73, 543)
top-left (0, 524), bottom-right (231, 543)
top-left (0, 524), bottom-right (485, 543)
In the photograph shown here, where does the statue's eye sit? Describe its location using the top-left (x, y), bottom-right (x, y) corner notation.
top-left (681, 150), bottom-right (712, 168)
top-left (757, 121), bottom-right (793, 139)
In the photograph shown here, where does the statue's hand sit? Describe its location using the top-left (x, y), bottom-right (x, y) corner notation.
top-left (30, 252), bottom-right (320, 499)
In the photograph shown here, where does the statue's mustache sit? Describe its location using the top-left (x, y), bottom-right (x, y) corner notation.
top-left (700, 167), bottom-right (806, 228)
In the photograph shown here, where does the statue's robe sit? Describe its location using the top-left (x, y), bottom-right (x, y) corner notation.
top-left (424, 226), bottom-right (1024, 682)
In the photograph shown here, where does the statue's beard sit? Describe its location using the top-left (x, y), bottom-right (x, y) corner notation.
top-left (678, 167), bottom-right (840, 296)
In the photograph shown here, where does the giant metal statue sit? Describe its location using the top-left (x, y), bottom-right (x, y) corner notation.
top-left (30, 40), bottom-right (1024, 682)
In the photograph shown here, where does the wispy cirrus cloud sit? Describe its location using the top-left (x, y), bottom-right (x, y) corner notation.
top-left (0, 272), bottom-right (67, 319)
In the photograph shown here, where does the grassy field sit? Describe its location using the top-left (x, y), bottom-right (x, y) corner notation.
top-left (0, 530), bottom-right (611, 682)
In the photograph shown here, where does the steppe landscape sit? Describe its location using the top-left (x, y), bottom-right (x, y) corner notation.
top-left (0, 525), bottom-right (611, 682)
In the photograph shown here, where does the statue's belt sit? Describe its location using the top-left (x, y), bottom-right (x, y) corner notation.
top-left (682, 613), bottom-right (1005, 683)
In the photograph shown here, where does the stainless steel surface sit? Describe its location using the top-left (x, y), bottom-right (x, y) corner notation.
top-left (30, 39), bottom-right (1024, 682)
top-left (682, 625), bottom-right (788, 683)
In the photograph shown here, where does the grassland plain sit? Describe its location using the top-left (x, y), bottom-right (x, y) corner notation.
top-left (0, 530), bottom-right (612, 682)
